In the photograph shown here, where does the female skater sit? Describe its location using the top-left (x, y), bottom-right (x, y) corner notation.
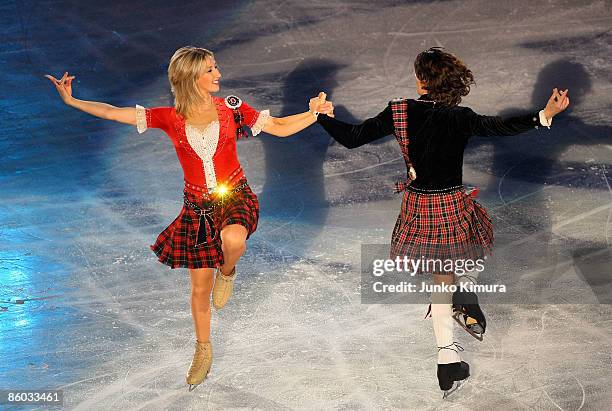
top-left (316, 47), bottom-right (569, 397)
top-left (46, 46), bottom-right (333, 391)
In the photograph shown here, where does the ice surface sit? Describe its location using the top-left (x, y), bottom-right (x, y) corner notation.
top-left (1, 0), bottom-right (611, 409)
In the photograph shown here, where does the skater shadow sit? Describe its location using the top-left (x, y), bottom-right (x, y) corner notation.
top-left (477, 59), bottom-right (612, 305)
top-left (262, 60), bottom-right (399, 215)
top-left (571, 247), bottom-right (612, 304)
top-left (257, 59), bottom-right (346, 235)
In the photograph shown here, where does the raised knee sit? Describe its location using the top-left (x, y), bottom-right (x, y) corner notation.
top-left (222, 236), bottom-right (246, 255)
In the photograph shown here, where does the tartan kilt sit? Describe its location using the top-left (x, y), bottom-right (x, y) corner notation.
top-left (151, 183), bottom-right (259, 269)
top-left (390, 187), bottom-right (493, 273)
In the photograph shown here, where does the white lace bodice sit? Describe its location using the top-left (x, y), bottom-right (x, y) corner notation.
top-left (185, 121), bottom-right (220, 192)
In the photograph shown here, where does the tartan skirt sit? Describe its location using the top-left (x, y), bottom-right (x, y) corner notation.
top-left (151, 182), bottom-right (259, 269)
top-left (390, 186), bottom-right (493, 271)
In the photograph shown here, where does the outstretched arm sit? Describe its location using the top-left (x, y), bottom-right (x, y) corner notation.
top-left (45, 72), bottom-right (136, 125)
top-left (467, 88), bottom-right (570, 137)
top-left (262, 92), bottom-right (333, 137)
top-left (317, 105), bottom-right (394, 149)
top-left (263, 111), bottom-right (318, 137)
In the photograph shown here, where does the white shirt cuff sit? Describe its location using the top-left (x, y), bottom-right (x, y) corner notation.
top-left (538, 109), bottom-right (552, 129)
top-left (251, 109), bottom-right (271, 136)
top-left (135, 105), bottom-right (148, 134)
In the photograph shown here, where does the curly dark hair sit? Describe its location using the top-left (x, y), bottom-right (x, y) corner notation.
top-left (414, 47), bottom-right (475, 106)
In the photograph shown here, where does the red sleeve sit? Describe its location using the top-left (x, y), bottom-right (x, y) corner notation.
top-left (135, 106), bottom-right (173, 134)
top-left (238, 100), bottom-right (270, 136)
top-left (238, 101), bottom-right (260, 128)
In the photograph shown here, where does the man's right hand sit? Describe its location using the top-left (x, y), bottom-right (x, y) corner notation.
top-left (309, 92), bottom-right (334, 117)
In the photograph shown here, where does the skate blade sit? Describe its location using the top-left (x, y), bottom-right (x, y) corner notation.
top-left (442, 378), bottom-right (467, 399)
top-left (187, 370), bottom-right (210, 392)
top-left (452, 312), bottom-right (484, 342)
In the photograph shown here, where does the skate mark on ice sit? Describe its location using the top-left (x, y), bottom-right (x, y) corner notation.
top-left (497, 165), bottom-right (517, 204)
top-left (70, 241), bottom-right (151, 333)
top-left (206, 365), bottom-right (293, 410)
top-left (515, 248), bottom-right (608, 285)
top-left (382, 1), bottom-right (462, 85)
top-left (57, 371), bottom-right (120, 390)
top-left (231, 57), bottom-right (304, 68)
top-left (543, 388), bottom-right (566, 411)
top-left (494, 163), bottom-right (554, 209)
top-left (258, 205), bottom-right (305, 236)
top-left (503, 203), bottom-right (612, 249)
top-left (531, 308), bottom-right (582, 411)
top-left (569, 117), bottom-right (612, 246)
top-left (572, 374), bottom-right (586, 411)
top-left (491, 185), bottom-right (554, 210)
top-left (473, 384), bottom-right (535, 409)
top-left (596, 163), bottom-right (612, 246)
top-left (71, 358), bottom-right (185, 410)
top-left (386, 17), bottom-right (612, 38)
top-left (382, 5), bottom-right (425, 87)
top-left (324, 155), bottom-right (402, 178)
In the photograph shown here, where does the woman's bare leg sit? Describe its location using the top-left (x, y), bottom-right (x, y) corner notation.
top-left (189, 268), bottom-right (215, 342)
top-left (218, 224), bottom-right (248, 276)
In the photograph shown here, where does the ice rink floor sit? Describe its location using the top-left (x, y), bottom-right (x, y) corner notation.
top-left (1, 0), bottom-right (611, 409)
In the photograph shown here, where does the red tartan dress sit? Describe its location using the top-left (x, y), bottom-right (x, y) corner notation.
top-left (388, 99), bottom-right (493, 270)
top-left (135, 96), bottom-right (270, 269)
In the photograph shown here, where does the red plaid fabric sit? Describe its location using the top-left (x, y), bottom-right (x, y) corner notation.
top-left (151, 182), bottom-right (259, 269)
top-left (390, 187), bottom-right (493, 272)
top-left (390, 99), bottom-right (416, 190)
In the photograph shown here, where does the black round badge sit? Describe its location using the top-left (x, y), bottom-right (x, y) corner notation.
top-left (224, 95), bottom-right (242, 109)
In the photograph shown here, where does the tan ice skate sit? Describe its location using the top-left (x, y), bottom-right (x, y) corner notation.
top-left (212, 267), bottom-right (236, 309)
top-left (186, 341), bottom-right (213, 391)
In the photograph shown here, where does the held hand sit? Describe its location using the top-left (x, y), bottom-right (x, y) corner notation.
top-left (309, 91), bottom-right (335, 116)
top-left (543, 88), bottom-right (570, 120)
top-left (309, 92), bottom-right (326, 115)
top-left (319, 101), bottom-right (334, 117)
top-left (45, 72), bottom-right (76, 105)
top-left (317, 91), bottom-right (335, 117)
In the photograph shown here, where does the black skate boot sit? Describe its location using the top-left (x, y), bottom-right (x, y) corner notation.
top-left (452, 290), bottom-right (486, 341)
top-left (438, 361), bottom-right (470, 398)
top-left (437, 343), bottom-right (469, 398)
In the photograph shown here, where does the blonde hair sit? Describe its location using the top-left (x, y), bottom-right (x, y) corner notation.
top-left (167, 46), bottom-right (215, 117)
